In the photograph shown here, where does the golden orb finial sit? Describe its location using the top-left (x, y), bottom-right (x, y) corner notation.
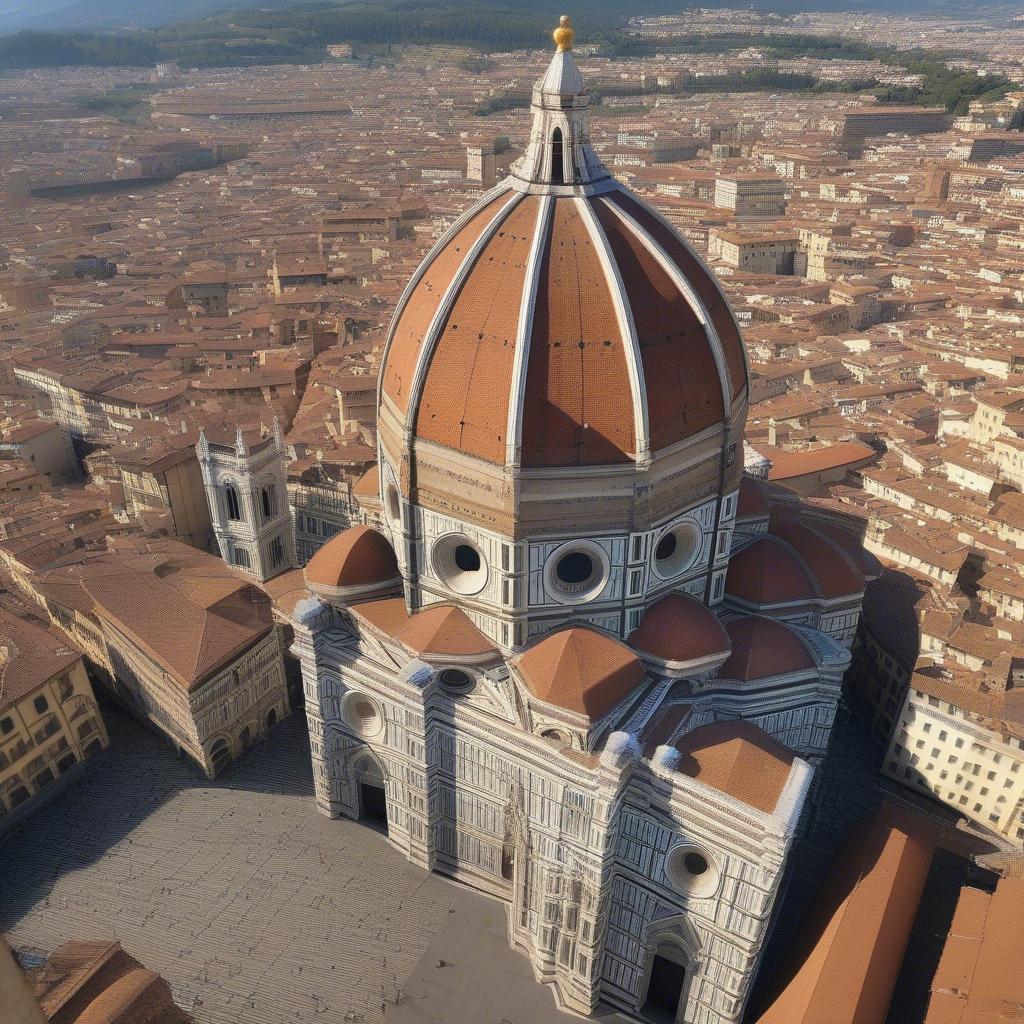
top-left (553, 14), bottom-right (574, 53)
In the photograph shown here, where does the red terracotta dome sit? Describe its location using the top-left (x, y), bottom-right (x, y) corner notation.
top-left (516, 627), bottom-right (645, 719)
top-left (673, 720), bottom-right (795, 813)
top-left (725, 536), bottom-right (817, 605)
top-left (378, 49), bottom-right (747, 472)
top-left (771, 521), bottom-right (864, 600)
top-left (628, 593), bottom-right (731, 668)
top-left (719, 616), bottom-right (814, 681)
top-left (304, 525), bottom-right (399, 592)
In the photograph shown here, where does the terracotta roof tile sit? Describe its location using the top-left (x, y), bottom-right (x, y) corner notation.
top-left (628, 593), bottom-right (731, 666)
top-left (521, 198), bottom-right (635, 466)
top-left (672, 720), bottom-right (795, 813)
top-left (756, 805), bottom-right (938, 1024)
top-left (720, 615), bottom-right (814, 680)
top-left (397, 604), bottom-right (496, 658)
top-left (726, 536), bottom-right (818, 605)
top-left (304, 525), bottom-right (398, 590)
top-left (516, 626), bottom-right (645, 720)
top-left (593, 196), bottom-right (725, 452)
top-left (383, 192), bottom-right (511, 414)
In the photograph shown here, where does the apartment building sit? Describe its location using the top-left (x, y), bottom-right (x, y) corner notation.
top-left (0, 608), bottom-right (109, 834)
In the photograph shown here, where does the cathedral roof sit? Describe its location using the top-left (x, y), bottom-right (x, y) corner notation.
top-left (771, 522), bottom-right (865, 600)
top-left (673, 720), bottom-right (795, 814)
top-left (628, 593), bottom-right (731, 668)
top-left (397, 604), bottom-right (497, 659)
top-left (719, 615), bottom-right (814, 681)
top-left (304, 525), bottom-right (399, 592)
top-left (726, 536), bottom-right (818, 604)
top-left (378, 45), bottom-right (747, 471)
top-left (515, 626), bottom-right (645, 719)
top-left (352, 463), bottom-right (379, 499)
top-left (736, 475), bottom-right (772, 519)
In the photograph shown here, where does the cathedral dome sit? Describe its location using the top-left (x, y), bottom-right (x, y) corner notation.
top-left (379, 47), bottom-right (747, 472)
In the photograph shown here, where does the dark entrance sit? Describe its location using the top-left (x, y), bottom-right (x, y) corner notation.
top-left (360, 782), bottom-right (388, 829)
top-left (644, 955), bottom-right (685, 1022)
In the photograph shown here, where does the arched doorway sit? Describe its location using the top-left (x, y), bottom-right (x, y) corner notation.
top-left (354, 753), bottom-right (388, 833)
top-left (643, 947), bottom-right (687, 1023)
top-left (266, 708), bottom-right (277, 729)
top-left (640, 920), bottom-right (697, 1024)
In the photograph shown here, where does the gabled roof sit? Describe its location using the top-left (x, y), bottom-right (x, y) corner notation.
top-left (756, 805), bottom-right (937, 1024)
top-left (926, 877), bottom-right (1024, 1023)
top-left (516, 627), bottom-right (645, 720)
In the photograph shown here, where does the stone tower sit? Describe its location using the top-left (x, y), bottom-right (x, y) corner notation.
top-left (197, 421), bottom-right (296, 581)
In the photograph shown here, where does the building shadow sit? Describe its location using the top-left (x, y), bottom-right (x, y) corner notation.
top-left (0, 700), bottom-right (316, 935)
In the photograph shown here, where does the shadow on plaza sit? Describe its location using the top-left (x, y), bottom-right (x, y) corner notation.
top-left (0, 699), bottom-right (317, 935)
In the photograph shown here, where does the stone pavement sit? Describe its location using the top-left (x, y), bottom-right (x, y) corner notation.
top-left (0, 704), bottom-right (630, 1024)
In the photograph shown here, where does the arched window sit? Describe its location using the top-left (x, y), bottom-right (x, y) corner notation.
top-left (261, 483), bottom-right (277, 520)
top-left (224, 483), bottom-right (241, 521)
top-left (551, 127), bottom-right (565, 185)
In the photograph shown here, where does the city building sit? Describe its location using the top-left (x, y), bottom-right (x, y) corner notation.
top-left (35, 541), bottom-right (289, 778)
top-left (117, 440), bottom-right (215, 552)
top-left (0, 608), bottom-right (108, 834)
top-left (288, 27), bottom-right (867, 1024)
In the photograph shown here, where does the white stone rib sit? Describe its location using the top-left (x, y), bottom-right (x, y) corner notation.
top-left (505, 193), bottom-right (554, 468)
top-left (599, 191), bottom-right (733, 412)
top-left (376, 180), bottom-right (514, 417)
top-left (574, 195), bottom-right (651, 466)
top-left (403, 190), bottom-right (524, 442)
top-left (616, 182), bottom-right (751, 398)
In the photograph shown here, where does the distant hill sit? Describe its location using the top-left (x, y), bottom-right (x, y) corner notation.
top-left (0, 0), bottom-right (989, 35)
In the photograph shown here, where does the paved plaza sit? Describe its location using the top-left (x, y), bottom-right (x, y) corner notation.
top-left (0, 704), bottom-right (629, 1024)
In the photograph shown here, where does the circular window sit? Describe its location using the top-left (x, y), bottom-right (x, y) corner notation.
top-left (343, 691), bottom-right (384, 739)
top-left (385, 484), bottom-right (401, 524)
top-left (454, 545), bottom-right (480, 573)
top-left (683, 852), bottom-right (708, 876)
top-left (666, 845), bottom-right (719, 898)
top-left (544, 541), bottom-right (609, 604)
top-left (438, 668), bottom-right (473, 692)
top-left (652, 521), bottom-right (701, 580)
top-left (557, 551), bottom-right (596, 587)
top-left (432, 534), bottom-right (488, 596)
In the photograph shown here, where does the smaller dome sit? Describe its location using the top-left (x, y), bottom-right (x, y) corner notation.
top-left (353, 463), bottom-right (380, 500)
top-left (304, 525), bottom-right (399, 594)
top-left (398, 605), bottom-right (496, 659)
top-left (516, 627), bottom-right (644, 720)
top-left (736, 475), bottom-right (771, 520)
top-left (673, 720), bottom-right (795, 813)
top-left (772, 522), bottom-right (864, 600)
top-left (720, 616), bottom-right (814, 681)
top-left (628, 593), bottom-right (731, 670)
top-left (725, 536), bottom-right (817, 605)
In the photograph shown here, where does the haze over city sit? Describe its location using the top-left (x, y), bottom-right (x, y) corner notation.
top-left (1, 3), bottom-right (1024, 1023)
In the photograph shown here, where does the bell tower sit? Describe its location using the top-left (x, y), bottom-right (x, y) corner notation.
top-left (198, 421), bottom-right (296, 581)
